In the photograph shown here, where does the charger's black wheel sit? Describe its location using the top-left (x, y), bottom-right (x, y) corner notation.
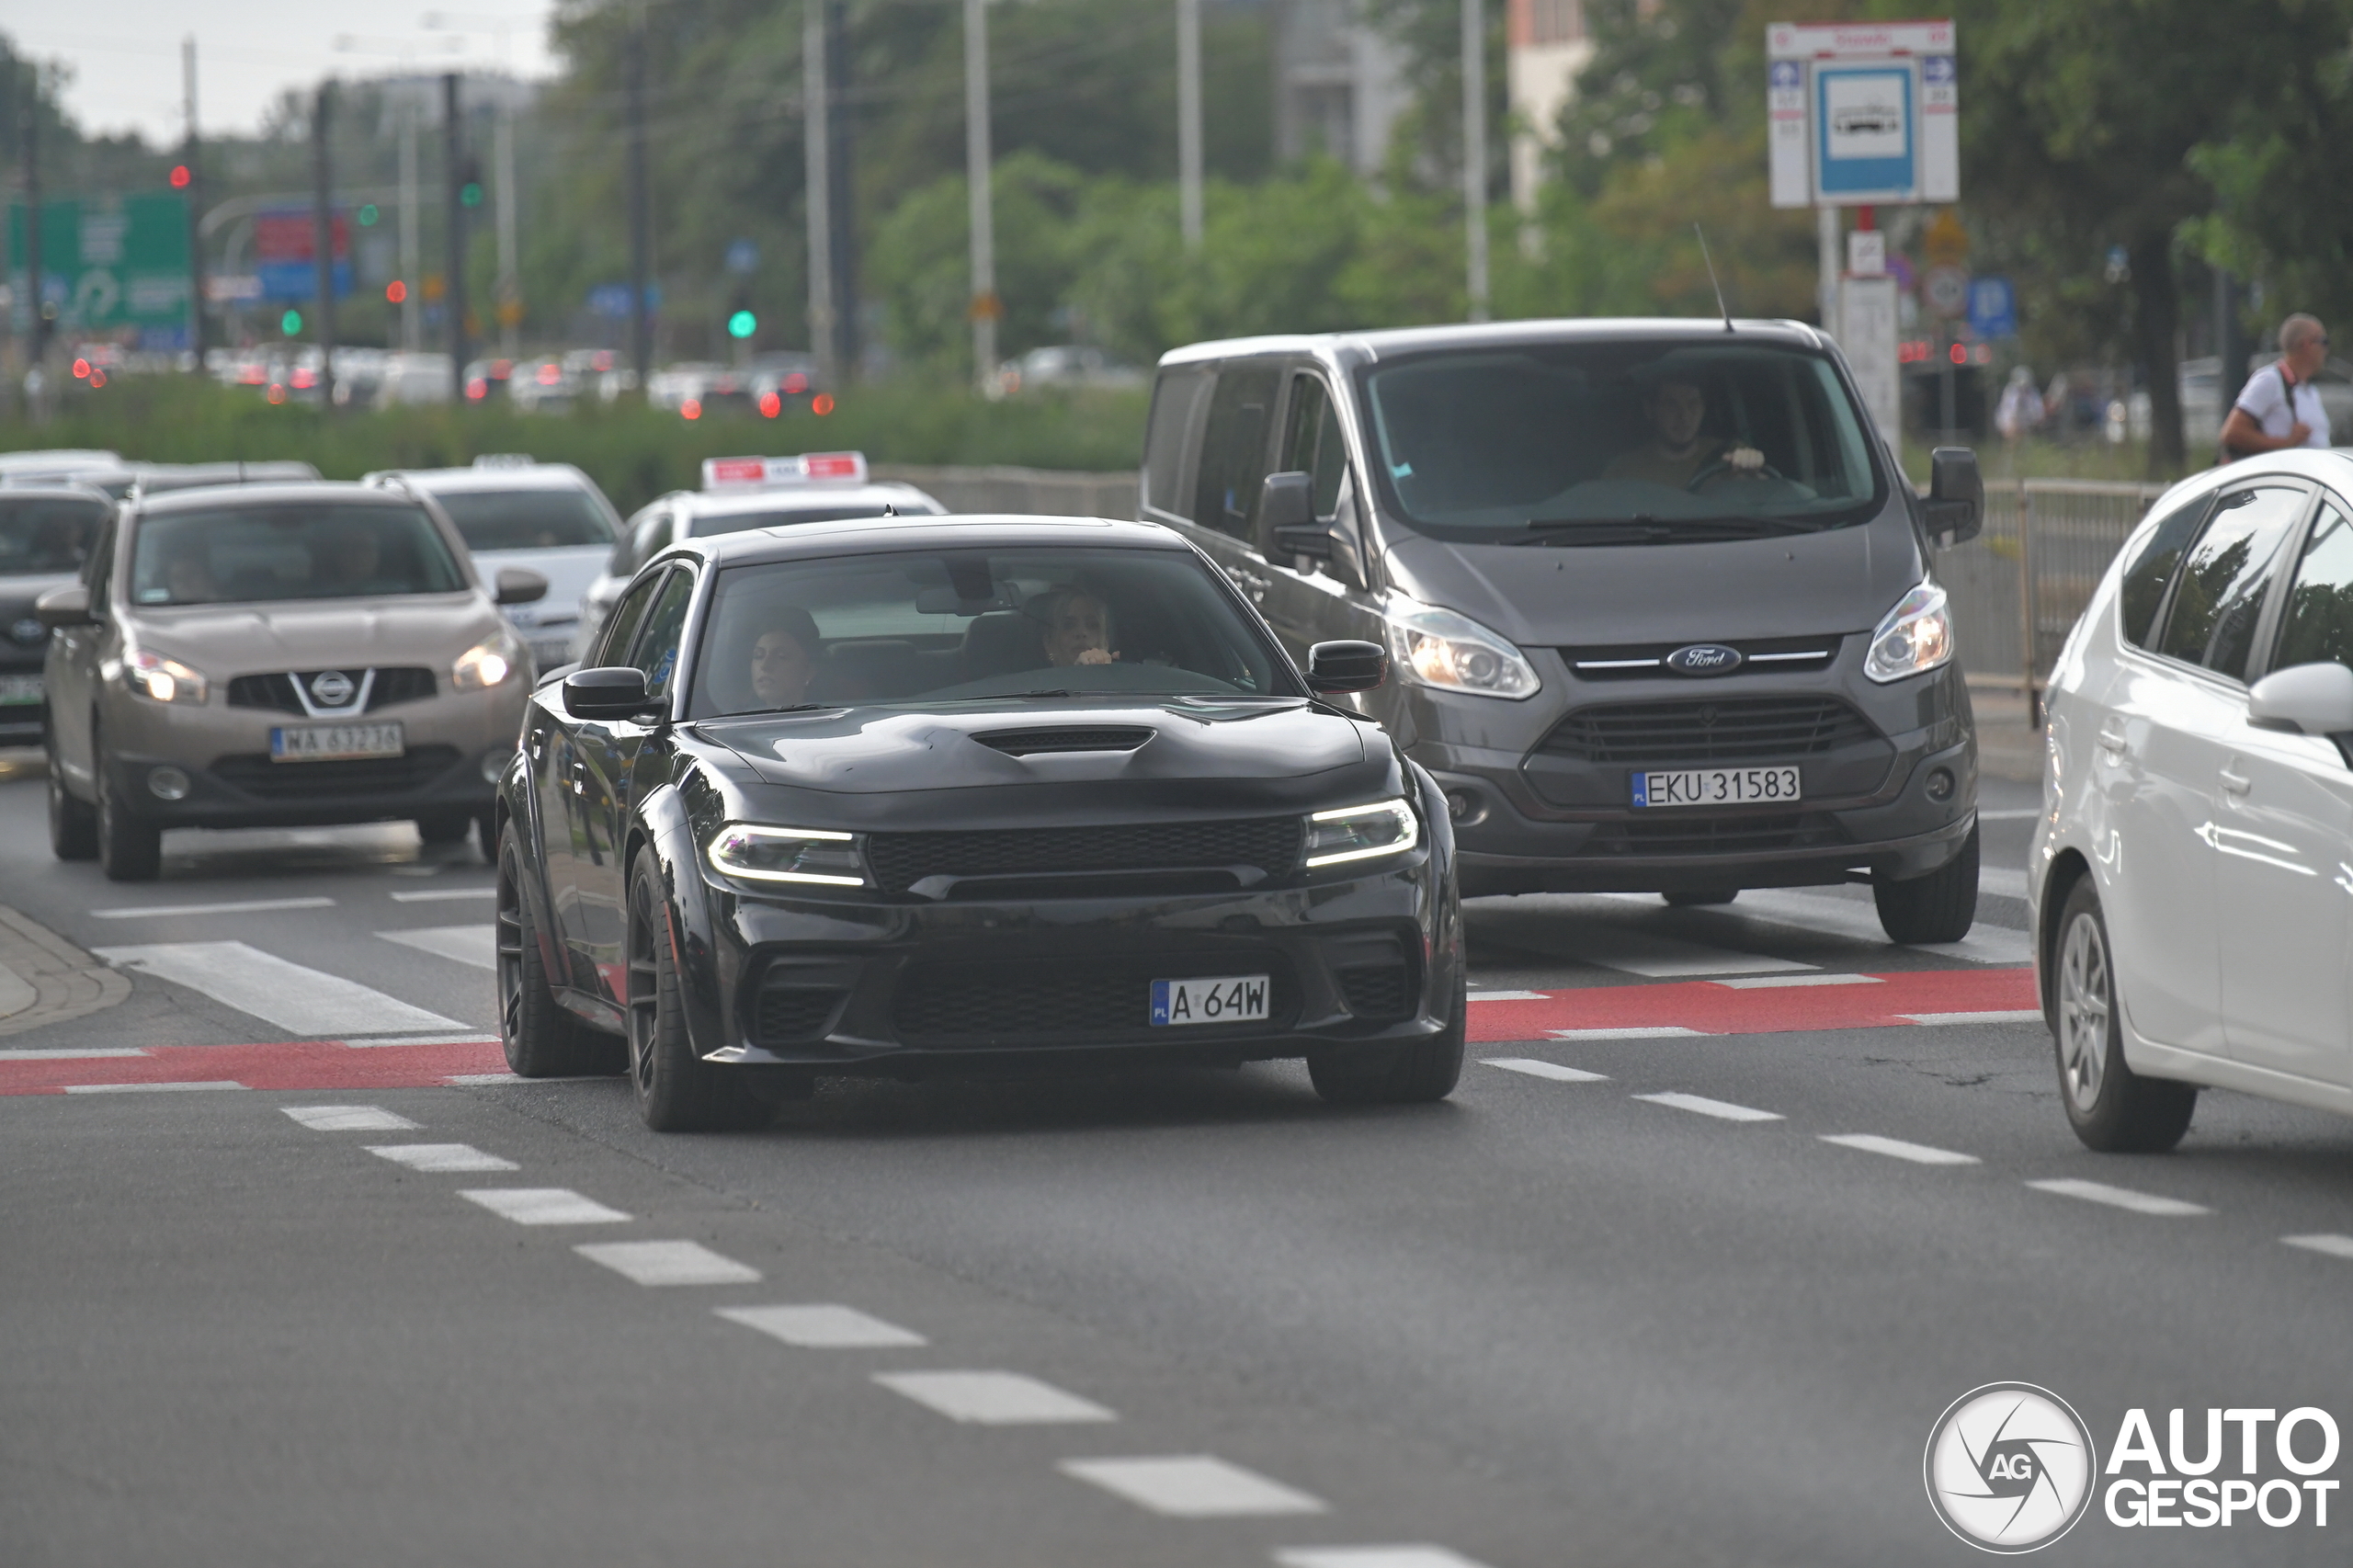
top-left (1308, 971), bottom-right (1466, 1106)
top-left (625, 846), bottom-right (767, 1132)
top-left (496, 824), bottom-right (623, 1078)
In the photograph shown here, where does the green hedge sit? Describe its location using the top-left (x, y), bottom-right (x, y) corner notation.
top-left (2, 376), bottom-right (1149, 515)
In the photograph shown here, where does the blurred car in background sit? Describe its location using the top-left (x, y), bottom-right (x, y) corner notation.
top-left (992, 344), bottom-right (1144, 399)
top-left (0, 460), bottom-right (319, 503)
top-left (0, 485), bottom-right (109, 748)
top-left (576, 452), bottom-right (944, 654)
top-left (377, 352), bottom-right (456, 405)
top-left (366, 457), bottom-right (624, 672)
top-left (506, 358), bottom-right (581, 415)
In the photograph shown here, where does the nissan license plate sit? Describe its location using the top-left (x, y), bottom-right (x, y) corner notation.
top-left (0, 673), bottom-right (40, 706)
top-left (270, 722), bottom-right (405, 763)
top-left (1150, 974), bottom-right (1270, 1028)
top-left (1631, 767), bottom-right (1802, 808)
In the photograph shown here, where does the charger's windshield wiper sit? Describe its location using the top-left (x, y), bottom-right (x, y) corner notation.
top-left (1516, 513), bottom-right (1821, 544)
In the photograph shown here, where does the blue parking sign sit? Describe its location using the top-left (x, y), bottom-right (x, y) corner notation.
top-left (1968, 277), bottom-right (2017, 340)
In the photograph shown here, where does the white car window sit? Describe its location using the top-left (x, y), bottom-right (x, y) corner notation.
top-left (2273, 498), bottom-right (2353, 673)
top-left (2152, 484), bottom-right (2307, 681)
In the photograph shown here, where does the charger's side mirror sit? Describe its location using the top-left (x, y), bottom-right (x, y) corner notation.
top-left (34, 582), bottom-right (97, 630)
top-left (1925, 447), bottom-right (1984, 547)
top-left (2249, 662), bottom-right (2353, 736)
top-left (1306, 639), bottom-right (1387, 695)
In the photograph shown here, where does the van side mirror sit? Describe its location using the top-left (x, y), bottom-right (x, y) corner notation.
top-left (564, 665), bottom-right (662, 721)
top-left (1259, 471), bottom-right (1324, 554)
top-left (1305, 639), bottom-right (1387, 694)
top-left (1925, 447), bottom-right (1983, 547)
top-left (2249, 662), bottom-right (2353, 736)
top-left (34, 582), bottom-right (97, 630)
top-left (495, 565), bottom-right (550, 606)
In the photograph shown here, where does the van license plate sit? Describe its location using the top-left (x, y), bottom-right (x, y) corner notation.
top-left (1150, 974), bottom-right (1270, 1027)
top-left (270, 722), bottom-right (405, 763)
top-left (1631, 767), bottom-right (1802, 807)
top-left (0, 674), bottom-right (41, 706)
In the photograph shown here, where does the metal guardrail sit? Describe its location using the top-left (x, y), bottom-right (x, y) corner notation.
top-left (1938, 477), bottom-right (2168, 701)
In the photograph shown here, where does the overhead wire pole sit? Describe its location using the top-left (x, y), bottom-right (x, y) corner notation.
top-left (803, 0), bottom-right (835, 389)
top-left (312, 81), bottom-right (338, 402)
top-left (964, 0), bottom-right (997, 393)
top-left (21, 85), bottom-right (44, 379)
top-left (494, 100), bottom-right (518, 356)
top-left (1460, 0), bottom-right (1488, 322)
top-left (399, 101), bottom-right (421, 351)
top-left (626, 13), bottom-right (652, 395)
top-left (443, 71), bottom-right (468, 401)
top-left (182, 37), bottom-right (206, 369)
top-left (1176, 0), bottom-right (1202, 250)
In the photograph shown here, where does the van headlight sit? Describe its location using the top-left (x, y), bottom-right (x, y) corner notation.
top-left (452, 632), bottom-right (521, 691)
top-left (123, 647), bottom-right (210, 704)
top-left (1863, 582), bottom-right (1954, 684)
top-left (1381, 597), bottom-right (1540, 699)
top-left (705, 824), bottom-right (868, 887)
top-left (1303, 799), bottom-right (1421, 869)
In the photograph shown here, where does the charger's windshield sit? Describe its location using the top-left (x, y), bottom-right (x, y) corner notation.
top-left (1364, 340), bottom-right (1885, 540)
top-left (688, 545), bottom-right (1296, 718)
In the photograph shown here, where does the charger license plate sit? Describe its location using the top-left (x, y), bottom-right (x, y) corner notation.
top-left (1631, 767), bottom-right (1802, 807)
top-left (1149, 974), bottom-right (1269, 1028)
top-left (270, 722), bottom-right (405, 763)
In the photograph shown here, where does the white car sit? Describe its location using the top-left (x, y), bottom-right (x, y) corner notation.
top-left (2032, 449), bottom-right (2353, 1150)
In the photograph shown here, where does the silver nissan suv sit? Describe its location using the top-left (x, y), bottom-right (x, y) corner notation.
top-left (38, 481), bottom-right (545, 880)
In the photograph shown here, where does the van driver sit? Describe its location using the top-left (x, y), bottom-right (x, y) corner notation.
top-left (1604, 377), bottom-right (1766, 490)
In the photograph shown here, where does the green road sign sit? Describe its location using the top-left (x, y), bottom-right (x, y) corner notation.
top-left (7, 192), bottom-right (194, 346)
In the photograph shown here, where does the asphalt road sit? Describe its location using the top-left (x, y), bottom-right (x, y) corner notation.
top-left (3, 761), bottom-right (2347, 1568)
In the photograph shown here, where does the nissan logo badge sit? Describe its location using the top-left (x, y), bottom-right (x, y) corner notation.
top-left (1665, 643), bottom-right (1743, 676)
top-left (310, 669), bottom-right (357, 706)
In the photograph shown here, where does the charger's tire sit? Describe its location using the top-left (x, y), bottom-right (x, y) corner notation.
top-left (625, 846), bottom-right (767, 1132)
top-left (496, 824), bottom-right (623, 1078)
top-left (1308, 971), bottom-right (1466, 1106)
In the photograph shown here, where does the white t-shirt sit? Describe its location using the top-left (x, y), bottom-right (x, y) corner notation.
top-left (2234, 362), bottom-right (2332, 449)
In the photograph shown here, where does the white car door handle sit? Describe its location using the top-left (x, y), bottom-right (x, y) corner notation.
top-left (2220, 767), bottom-right (2252, 796)
top-left (2097, 722), bottom-right (2128, 757)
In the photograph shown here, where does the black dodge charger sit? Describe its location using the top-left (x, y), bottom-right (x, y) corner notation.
top-left (494, 514), bottom-right (1464, 1130)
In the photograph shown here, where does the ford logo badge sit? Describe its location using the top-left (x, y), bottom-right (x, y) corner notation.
top-left (1665, 643), bottom-right (1743, 676)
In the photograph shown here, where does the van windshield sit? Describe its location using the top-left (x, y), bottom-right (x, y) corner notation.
top-left (1363, 341), bottom-right (1885, 540)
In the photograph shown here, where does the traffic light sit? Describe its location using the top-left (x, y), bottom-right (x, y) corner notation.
top-left (460, 156), bottom-right (485, 209)
top-left (386, 280), bottom-right (408, 304)
top-left (280, 309), bottom-right (303, 336)
top-left (168, 164), bottom-right (191, 189)
top-left (357, 203), bottom-right (380, 227)
top-left (727, 310), bottom-right (756, 340)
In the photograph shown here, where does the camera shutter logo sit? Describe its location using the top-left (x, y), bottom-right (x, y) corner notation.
top-left (1924, 1382), bottom-right (2097, 1552)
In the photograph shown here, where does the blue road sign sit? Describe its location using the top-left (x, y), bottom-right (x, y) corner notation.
top-left (1968, 276), bottom-right (2018, 340)
top-left (588, 282), bottom-right (665, 318)
top-left (1814, 64), bottom-right (1915, 200)
top-left (1770, 61), bottom-right (1801, 90)
top-left (725, 239), bottom-right (758, 276)
top-left (1923, 54), bottom-right (1956, 86)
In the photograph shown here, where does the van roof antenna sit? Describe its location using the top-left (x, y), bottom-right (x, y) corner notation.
top-left (1694, 223), bottom-right (1733, 333)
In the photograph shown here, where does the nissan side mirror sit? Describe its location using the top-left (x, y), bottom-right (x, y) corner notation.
top-left (564, 665), bottom-right (662, 721)
top-left (1306, 639), bottom-right (1387, 695)
top-left (34, 582), bottom-right (97, 630)
top-left (1925, 447), bottom-right (1984, 547)
top-left (2248, 662), bottom-right (2353, 736)
top-left (495, 565), bottom-right (550, 607)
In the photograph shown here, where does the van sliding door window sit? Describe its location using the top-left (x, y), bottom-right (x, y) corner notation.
top-left (1143, 368), bottom-right (1213, 521)
top-left (1193, 367), bottom-right (1280, 541)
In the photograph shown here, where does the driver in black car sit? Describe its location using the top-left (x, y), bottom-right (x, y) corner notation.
top-left (1038, 586), bottom-right (1120, 668)
top-left (1603, 376), bottom-right (1766, 490)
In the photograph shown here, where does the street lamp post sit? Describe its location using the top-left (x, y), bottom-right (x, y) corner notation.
top-left (964, 0), bottom-right (997, 394)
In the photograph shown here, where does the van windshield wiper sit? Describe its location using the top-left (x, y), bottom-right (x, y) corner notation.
top-left (1516, 513), bottom-right (1820, 544)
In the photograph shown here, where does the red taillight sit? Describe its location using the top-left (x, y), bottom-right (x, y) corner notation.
top-left (538, 363), bottom-right (561, 385)
top-left (681, 398), bottom-right (702, 420)
top-left (467, 378), bottom-right (489, 400)
top-left (267, 384), bottom-right (286, 404)
top-left (758, 392), bottom-right (781, 418)
top-left (782, 372), bottom-right (809, 395)
top-left (811, 393), bottom-right (835, 416)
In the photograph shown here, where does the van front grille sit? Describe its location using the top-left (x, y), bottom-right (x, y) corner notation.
top-left (1538, 697), bottom-right (1877, 765)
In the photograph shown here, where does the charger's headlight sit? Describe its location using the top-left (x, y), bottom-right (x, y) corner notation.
top-left (1303, 798), bottom-right (1421, 869)
top-left (1381, 597), bottom-right (1540, 699)
top-left (124, 647), bottom-right (209, 704)
top-left (452, 632), bottom-right (521, 691)
top-left (1864, 582), bottom-right (1954, 684)
top-left (705, 824), bottom-right (867, 887)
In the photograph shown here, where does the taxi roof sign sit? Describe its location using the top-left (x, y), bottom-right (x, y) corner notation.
top-left (700, 451), bottom-right (869, 490)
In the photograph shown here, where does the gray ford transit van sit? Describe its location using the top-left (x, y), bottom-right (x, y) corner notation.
top-left (1138, 319), bottom-right (1986, 942)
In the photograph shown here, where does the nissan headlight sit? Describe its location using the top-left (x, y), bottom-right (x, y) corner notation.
top-left (452, 632), bottom-right (521, 692)
top-left (1864, 582), bottom-right (1954, 684)
top-left (124, 648), bottom-right (209, 704)
top-left (1303, 799), bottom-right (1421, 869)
top-left (705, 824), bottom-right (868, 887)
top-left (1381, 597), bottom-right (1540, 699)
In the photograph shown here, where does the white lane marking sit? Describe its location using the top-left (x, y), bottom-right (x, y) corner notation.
top-left (63, 1080), bottom-right (245, 1094)
top-left (2026, 1178), bottom-right (2211, 1217)
top-left (874, 1370), bottom-right (1116, 1426)
top-left (1276, 1548), bottom-right (1500, 1568)
top-left (1820, 1132), bottom-right (1980, 1165)
top-left (378, 926), bottom-right (495, 971)
top-left (1978, 807), bottom-right (2046, 821)
top-left (574, 1240), bottom-right (761, 1286)
top-left (448, 1073), bottom-right (520, 1085)
top-left (1632, 1091), bottom-right (1783, 1123)
top-left (2283, 1233), bottom-right (2353, 1260)
top-left (459, 1187), bottom-right (631, 1225)
top-left (1467, 990), bottom-right (1548, 1002)
top-left (93, 940), bottom-right (466, 1036)
top-left (345, 1032), bottom-right (501, 1048)
top-left (367, 1143), bottom-right (517, 1173)
top-left (1568, 926), bottom-right (1814, 979)
top-left (1060, 1456), bottom-right (1327, 1517)
top-left (1902, 1010), bottom-right (2044, 1026)
top-left (1546, 1026), bottom-right (1705, 1040)
top-left (1483, 1058), bottom-right (1608, 1083)
top-left (1722, 889), bottom-right (2034, 965)
top-left (716, 1304), bottom-right (927, 1348)
top-left (0, 961), bottom-right (30, 1017)
top-left (0, 1047), bottom-right (150, 1061)
top-left (1711, 972), bottom-right (1883, 990)
top-left (92, 897), bottom-right (336, 919)
top-left (1980, 867), bottom-right (2030, 898)
top-left (285, 1104), bottom-right (420, 1131)
top-left (389, 887), bottom-right (498, 903)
